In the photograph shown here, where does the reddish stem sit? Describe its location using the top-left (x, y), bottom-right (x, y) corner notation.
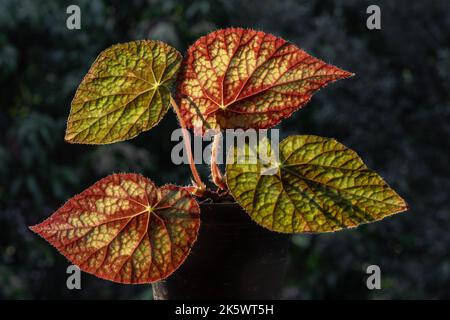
top-left (169, 96), bottom-right (206, 193)
top-left (210, 133), bottom-right (227, 190)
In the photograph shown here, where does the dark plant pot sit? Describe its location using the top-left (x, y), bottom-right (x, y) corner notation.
top-left (152, 202), bottom-right (291, 300)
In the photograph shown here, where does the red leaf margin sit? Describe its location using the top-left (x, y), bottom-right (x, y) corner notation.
top-left (176, 27), bottom-right (354, 135)
top-left (30, 173), bottom-right (200, 284)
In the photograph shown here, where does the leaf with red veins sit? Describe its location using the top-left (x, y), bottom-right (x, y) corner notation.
top-left (176, 28), bottom-right (353, 134)
top-left (30, 173), bottom-right (200, 284)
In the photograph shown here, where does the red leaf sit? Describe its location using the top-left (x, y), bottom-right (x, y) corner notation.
top-left (176, 28), bottom-right (353, 134)
top-left (30, 173), bottom-right (200, 284)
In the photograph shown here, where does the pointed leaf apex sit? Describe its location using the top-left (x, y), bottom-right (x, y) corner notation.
top-left (177, 28), bottom-right (354, 134)
top-left (30, 173), bottom-right (200, 284)
top-left (66, 40), bottom-right (182, 144)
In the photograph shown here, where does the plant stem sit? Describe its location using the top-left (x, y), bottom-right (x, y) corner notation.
top-left (169, 96), bottom-right (206, 192)
top-left (210, 133), bottom-right (227, 190)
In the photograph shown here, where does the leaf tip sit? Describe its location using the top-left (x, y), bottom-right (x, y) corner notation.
top-left (399, 198), bottom-right (410, 212)
top-left (390, 188), bottom-right (409, 213)
top-left (28, 224), bottom-right (41, 235)
top-left (337, 68), bottom-right (355, 79)
top-left (64, 135), bottom-right (75, 144)
top-left (64, 125), bottom-right (79, 144)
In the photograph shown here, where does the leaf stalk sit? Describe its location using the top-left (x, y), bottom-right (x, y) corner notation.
top-left (210, 133), bottom-right (227, 190)
top-left (169, 96), bottom-right (206, 193)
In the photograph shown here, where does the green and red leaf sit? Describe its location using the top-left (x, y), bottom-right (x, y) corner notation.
top-left (30, 173), bottom-right (200, 284)
top-left (226, 135), bottom-right (408, 233)
top-left (176, 28), bottom-right (353, 134)
top-left (65, 40), bottom-right (182, 144)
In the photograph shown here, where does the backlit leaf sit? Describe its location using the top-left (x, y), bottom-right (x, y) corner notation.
top-left (30, 173), bottom-right (200, 284)
top-left (226, 135), bottom-right (408, 233)
top-left (65, 41), bottom-right (182, 144)
top-left (176, 28), bottom-right (353, 134)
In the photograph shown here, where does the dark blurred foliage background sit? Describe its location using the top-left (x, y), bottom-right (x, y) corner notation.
top-left (0, 0), bottom-right (449, 299)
